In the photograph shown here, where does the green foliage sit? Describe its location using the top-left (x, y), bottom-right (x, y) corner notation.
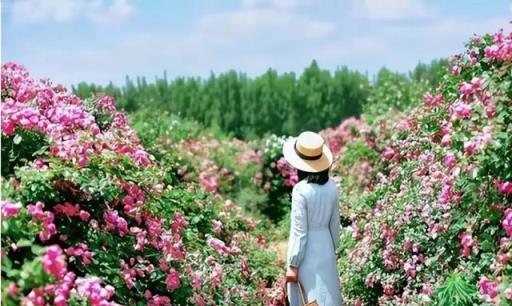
top-left (129, 110), bottom-right (203, 147)
top-left (341, 141), bottom-right (379, 166)
top-left (434, 273), bottom-right (478, 306)
top-left (365, 68), bottom-right (429, 117)
top-left (73, 62), bottom-right (371, 139)
top-left (1, 129), bottom-right (48, 176)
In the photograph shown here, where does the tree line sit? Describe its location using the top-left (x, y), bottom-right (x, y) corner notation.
top-left (73, 59), bottom-right (448, 139)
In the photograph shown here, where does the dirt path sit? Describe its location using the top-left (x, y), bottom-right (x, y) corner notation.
top-left (268, 240), bottom-right (288, 264)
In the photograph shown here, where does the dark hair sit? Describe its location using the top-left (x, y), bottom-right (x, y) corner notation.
top-left (297, 169), bottom-right (330, 185)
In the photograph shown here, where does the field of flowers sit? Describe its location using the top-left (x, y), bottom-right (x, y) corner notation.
top-left (2, 24), bottom-right (511, 306)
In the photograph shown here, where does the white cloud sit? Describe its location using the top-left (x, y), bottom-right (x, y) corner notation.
top-left (311, 37), bottom-right (390, 61)
top-left (382, 17), bottom-right (512, 47)
top-left (241, 0), bottom-right (299, 10)
top-left (10, 0), bottom-right (134, 25)
top-left (351, 0), bottom-right (427, 20)
top-left (197, 5), bottom-right (335, 41)
top-left (304, 21), bottom-right (336, 38)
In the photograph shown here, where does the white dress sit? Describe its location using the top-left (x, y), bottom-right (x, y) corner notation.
top-left (286, 179), bottom-right (343, 306)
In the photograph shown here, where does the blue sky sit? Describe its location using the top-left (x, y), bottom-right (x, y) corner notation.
top-left (2, 0), bottom-right (512, 87)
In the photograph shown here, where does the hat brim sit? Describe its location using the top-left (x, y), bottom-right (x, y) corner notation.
top-left (282, 138), bottom-right (333, 173)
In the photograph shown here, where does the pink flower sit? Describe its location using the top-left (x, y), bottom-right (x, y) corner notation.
top-left (422, 283), bottom-right (433, 297)
top-left (459, 78), bottom-right (483, 96)
top-left (365, 273), bottom-right (377, 287)
top-left (96, 96), bottom-right (116, 112)
top-left (172, 212), bottom-right (187, 233)
top-left (382, 147), bottom-right (395, 160)
top-left (75, 276), bottom-right (117, 306)
top-left (28, 202), bottom-right (58, 241)
top-left (23, 288), bottom-right (46, 306)
top-left (1, 201), bottom-right (21, 218)
top-left (53, 202), bottom-right (80, 217)
top-left (7, 282), bottom-right (21, 297)
top-left (116, 217), bottom-right (129, 236)
top-left (240, 258), bottom-right (250, 277)
top-left (79, 210), bottom-right (91, 221)
top-left (495, 180), bottom-right (512, 195)
top-left (502, 209), bottom-right (512, 237)
top-left (505, 288), bottom-right (512, 300)
top-left (210, 263), bottom-right (223, 288)
top-left (148, 295), bottom-right (172, 306)
top-left (404, 259), bottom-right (417, 279)
top-left (191, 294), bottom-right (207, 306)
top-left (165, 268), bottom-right (181, 290)
top-left (464, 141), bottom-right (478, 155)
top-left (460, 82), bottom-right (474, 96)
top-left (212, 220), bottom-right (223, 234)
top-left (103, 210), bottom-right (129, 236)
top-left (65, 243), bottom-right (93, 266)
top-left (120, 260), bottom-right (137, 289)
top-left (207, 237), bottom-right (230, 255)
top-left (444, 153), bottom-right (456, 169)
top-left (458, 231), bottom-right (477, 257)
top-left (54, 272), bottom-right (76, 306)
top-left (451, 65), bottom-right (461, 75)
top-left (27, 201), bottom-right (45, 219)
top-left (199, 171), bottom-right (220, 193)
top-left (354, 297), bottom-right (362, 306)
top-left (423, 93), bottom-right (443, 106)
top-left (451, 101), bottom-right (472, 119)
top-left (479, 276), bottom-right (498, 299)
top-left (131, 150), bottom-right (152, 168)
top-left (276, 157), bottom-right (298, 187)
top-left (486, 101), bottom-right (496, 118)
top-left (498, 253), bottom-right (509, 265)
top-left (42, 245), bottom-right (67, 279)
top-left (441, 134), bottom-right (452, 147)
top-left (191, 271), bottom-right (202, 291)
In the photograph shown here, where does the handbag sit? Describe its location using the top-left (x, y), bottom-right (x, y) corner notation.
top-left (282, 278), bottom-right (319, 306)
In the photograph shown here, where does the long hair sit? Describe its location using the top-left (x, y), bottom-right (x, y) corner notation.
top-left (297, 168), bottom-right (330, 185)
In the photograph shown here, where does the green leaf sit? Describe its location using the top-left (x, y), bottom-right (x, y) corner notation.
top-left (16, 238), bottom-right (34, 248)
top-left (13, 134), bottom-right (22, 144)
top-left (191, 216), bottom-right (201, 224)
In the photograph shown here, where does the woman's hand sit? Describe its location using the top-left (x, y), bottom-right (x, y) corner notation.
top-left (286, 266), bottom-right (298, 283)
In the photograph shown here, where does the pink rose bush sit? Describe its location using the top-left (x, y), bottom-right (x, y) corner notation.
top-left (1, 64), bottom-right (281, 305)
top-left (332, 27), bottom-right (512, 305)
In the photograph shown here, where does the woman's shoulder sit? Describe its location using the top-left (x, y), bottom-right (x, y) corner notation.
top-left (293, 178), bottom-right (338, 195)
top-left (292, 180), bottom-right (308, 195)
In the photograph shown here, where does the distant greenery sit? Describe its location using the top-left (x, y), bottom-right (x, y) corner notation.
top-left (73, 59), bottom-right (448, 139)
top-left (365, 59), bottom-right (449, 118)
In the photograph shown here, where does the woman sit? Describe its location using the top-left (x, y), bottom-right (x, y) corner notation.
top-left (283, 131), bottom-right (343, 306)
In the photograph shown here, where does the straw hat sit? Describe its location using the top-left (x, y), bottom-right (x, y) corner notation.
top-left (282, 131), bottom-right (333, 173)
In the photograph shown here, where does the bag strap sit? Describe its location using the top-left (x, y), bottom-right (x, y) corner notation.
top-left (282, 278), bottom-right (290, 306)
top-left (284, 279), bottom-right (308, 306)
top-left (297, 280), bottom-right (308, 305)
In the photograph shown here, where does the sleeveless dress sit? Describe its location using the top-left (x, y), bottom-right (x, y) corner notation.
top-left (286, 179), bottom-right (343, 306)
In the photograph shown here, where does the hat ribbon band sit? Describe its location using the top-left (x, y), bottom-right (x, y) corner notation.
top-left (294, 141), bottom-right (323, 160)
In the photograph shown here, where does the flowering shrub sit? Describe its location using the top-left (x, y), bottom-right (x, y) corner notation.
top-left (258, 135), bottom-right (295, 221)
top-left (336, 27), bottom-right (512, 305)
top-left (1, 64), bottom-right (281, 305)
